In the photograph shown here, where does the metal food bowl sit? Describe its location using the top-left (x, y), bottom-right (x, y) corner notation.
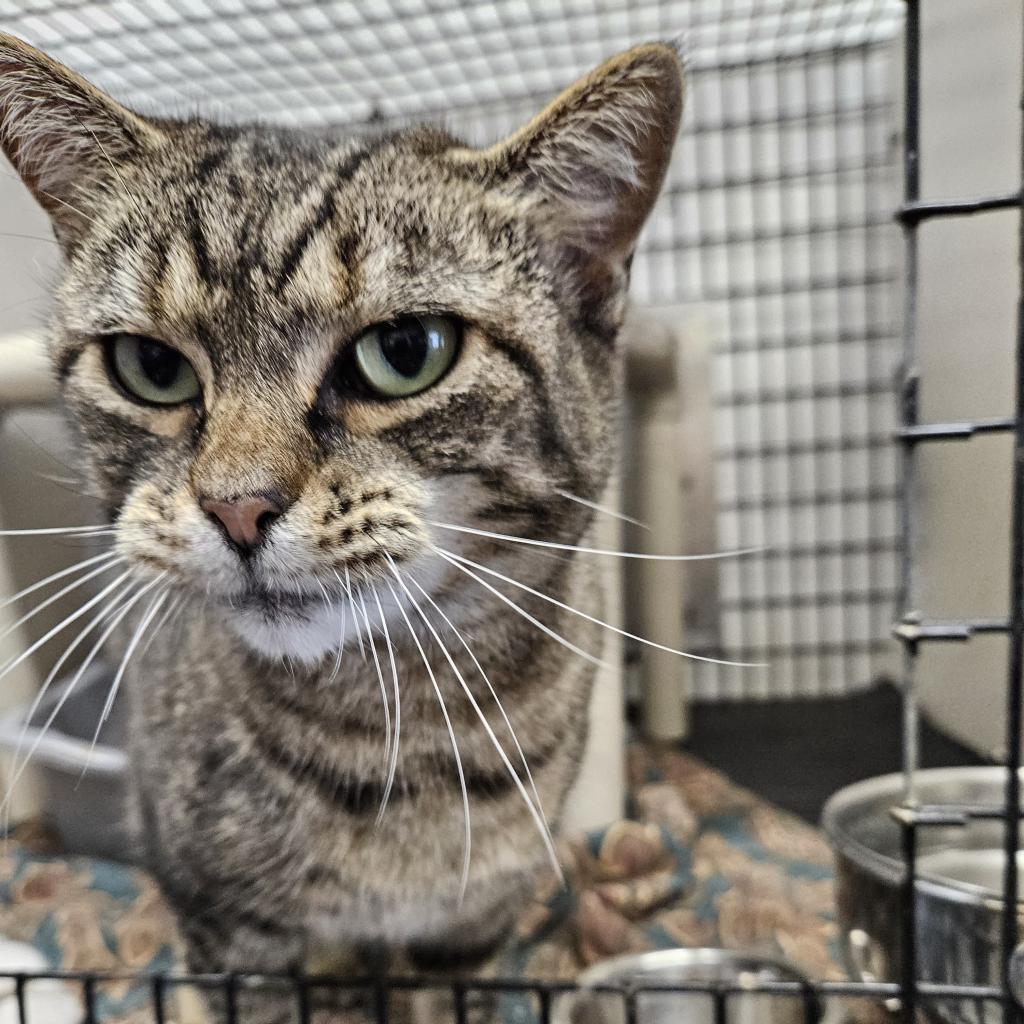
top-left (559, 948), bottom-right (821, 1024)
top-left (822, 767), bottom-right (1022, 1024)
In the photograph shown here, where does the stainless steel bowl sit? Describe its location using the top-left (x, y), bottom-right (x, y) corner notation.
top-left (822, 767), bottom-right (1023, 1024)
top-left (560, 948), bottom-right (821, 1024)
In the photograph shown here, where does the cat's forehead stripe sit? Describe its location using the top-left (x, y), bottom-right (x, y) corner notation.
top-left (159, 239), bottom-right (205, 321)
top-left (269, 138), bottom-right (386, 296)
top-left (53, 117), bottom-right (616, 498)
top-left (134, 132), bottom-right (406, 329)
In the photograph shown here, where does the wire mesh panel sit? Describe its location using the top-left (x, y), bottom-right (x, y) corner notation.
top-left (0, 0), bottom-right (902, 703)
top-left (636, 2), bottom-right (905, 699)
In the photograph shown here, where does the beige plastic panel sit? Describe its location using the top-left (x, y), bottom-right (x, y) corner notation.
top-left (0, 333), bottom-right (56, 818)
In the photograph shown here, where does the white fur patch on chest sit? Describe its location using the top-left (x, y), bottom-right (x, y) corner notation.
top-left (227, 557), bottom-right (452, 666)
top-left (308, 898), bottom-right (453, 948)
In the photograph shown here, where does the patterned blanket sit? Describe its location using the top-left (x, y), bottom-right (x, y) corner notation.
top-left (0, 745), bottom-right (841, 1022)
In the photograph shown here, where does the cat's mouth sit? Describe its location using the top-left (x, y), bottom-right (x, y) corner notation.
top-left (234, 586), bottom-right (322, 619)
top-left (224, 582), bottom-right (363, 664)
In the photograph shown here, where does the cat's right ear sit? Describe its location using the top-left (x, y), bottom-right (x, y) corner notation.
top-left (467, 42), bottom-right (684, 269)
top-left (0, 33), bottom-right (164, 242)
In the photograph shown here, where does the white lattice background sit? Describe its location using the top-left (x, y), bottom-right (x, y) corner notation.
top-left (1, 0), bottom-right (904, 698)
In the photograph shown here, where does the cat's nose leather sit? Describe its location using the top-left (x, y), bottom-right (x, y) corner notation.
top-left (199, 494), bottom-right (285, 553)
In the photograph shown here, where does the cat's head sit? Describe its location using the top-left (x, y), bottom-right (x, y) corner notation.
top-left (0, 33), bottom-right (682, 663)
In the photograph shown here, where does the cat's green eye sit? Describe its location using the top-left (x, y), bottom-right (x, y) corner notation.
top-left (351, 315), bottom-right (460, 398)
top-left (106, 334), bottom-right (201, 407)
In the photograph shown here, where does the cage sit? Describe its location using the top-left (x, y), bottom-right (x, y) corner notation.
top-left (0, 0), bottom-right (905, 705)
top-left (0, 1), bottom-right (1020, 1024)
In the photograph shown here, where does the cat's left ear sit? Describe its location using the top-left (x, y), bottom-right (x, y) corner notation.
top-left (478, 42), bottom-right (684, 267)
top-left (0, 32), bottom-right (165, 242)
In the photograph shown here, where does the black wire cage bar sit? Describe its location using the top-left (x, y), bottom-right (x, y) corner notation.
top-left (0, 969), bottom-right (1018, 1024)
top-left (889, 4), bottom-right (1024, 1024)
top-left (0, 1), bottom-right (1021, 1023)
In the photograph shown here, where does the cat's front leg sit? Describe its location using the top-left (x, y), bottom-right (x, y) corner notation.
top-left (174, 902), bottom-right (309, 1024)
top-left (177, 910), bottom-right (415, 1024)
top-left (401, 917), bottom-right (518, 1024)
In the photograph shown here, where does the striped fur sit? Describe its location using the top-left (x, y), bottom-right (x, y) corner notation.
top-left (0, 31), bottom-right (683, 1022)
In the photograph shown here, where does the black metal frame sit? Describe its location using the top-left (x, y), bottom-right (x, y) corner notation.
top-left (0, 969), bottom-right (1019, 1023)
top-left (889, 6), bottom-right (1024, 1024)
top-left (0, 2), bottom-right (1022, 1021)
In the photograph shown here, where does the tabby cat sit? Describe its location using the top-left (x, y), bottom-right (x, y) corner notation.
top-left (0, 31), bottom-right (683, 1022)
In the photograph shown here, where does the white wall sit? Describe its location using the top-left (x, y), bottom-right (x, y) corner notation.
top-left (914, 0), bottom-right (1023, 756)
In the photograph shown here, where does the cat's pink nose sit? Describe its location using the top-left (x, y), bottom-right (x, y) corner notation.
top-left (199, 494), bottom-right (284, 553)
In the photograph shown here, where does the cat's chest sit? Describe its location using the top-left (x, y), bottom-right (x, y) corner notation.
top-left (307, 899), bottom-right (454, 948)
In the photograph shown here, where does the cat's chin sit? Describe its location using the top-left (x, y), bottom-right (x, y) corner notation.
top-left (218, 559), bottom-right (449, 666)
top-left (226, 602), bottom-right (351, 666)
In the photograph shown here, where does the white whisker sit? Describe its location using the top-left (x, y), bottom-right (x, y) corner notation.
top-left (329, 569), bottom-right (349, 683)
top-left (394, 562), bottom-right (562, 882)
top-left (434, 550), bottom-right (603, 669)
top-left (484, 470), bottom-right (649, 529)
top-left (37, 188), bottom-right (98, 227)
top-left (427, 520), bottom-right (762, 561)
top-left (372, 589), bottom-right (401, 827)
top-left (4, 574), bottom-right (139, 837)
top-left (0, 525), bottom-right (113, 537)
top-left (0, 572), bottom-right (162, 815)
top-left (344, 566), bottom-right (366, 661)
top-left (0, 232), bottom-right (57, 246)
top-left (0, 168), bottom-right (99, 227)
top-left (0, 555), bottom-right (125, 648)
top-left (554, 489), bottom-right (649, 530)
top-left (385, 577), bottom-right (471, 904)
top-left (407, 576), bottom-right (550, 831)
top-left (12, 574), bottom-right (141, 777)
top-left (440, 547), bottom-right (766, 669)
top-left (356, 592), bottom-right (393, 823)
top-left (71, 113), bottom-right (149, 224)
top-left (81, 578), bottom-right (170, 777)
top-left (34, 470), bottom-right (93, 493)
top-left (139, 592), bottom-right (184, 662)
top-left (0, 550), bottom-right (119, 613)
top-left (0, 567), bottom-right (135, 687)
